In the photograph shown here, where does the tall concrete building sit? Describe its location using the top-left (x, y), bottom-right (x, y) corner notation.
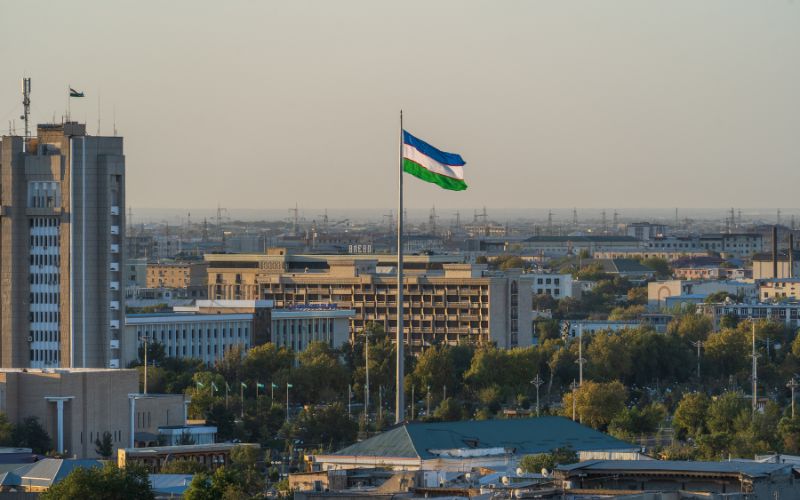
top-left (0, 122), bottom-right (127, 368)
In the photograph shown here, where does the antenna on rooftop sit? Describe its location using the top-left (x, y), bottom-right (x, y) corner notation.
top-left (20, 78), bottom-right (31, 150)
top-left (572, 208), bottom-right (578, 226)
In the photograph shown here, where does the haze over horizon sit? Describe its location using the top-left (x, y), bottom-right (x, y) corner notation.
top-left (2, 1), bottom-right (799, 211)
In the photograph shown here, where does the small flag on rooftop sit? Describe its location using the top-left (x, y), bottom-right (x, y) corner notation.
top-left (241, 382), bottom-right (247, 389)
top-left (69, 87), bottom-right (84, 98)
top-left (257, 382), bottom-right (265, 390)
top-left (402, 130), bottom-right (467, 191)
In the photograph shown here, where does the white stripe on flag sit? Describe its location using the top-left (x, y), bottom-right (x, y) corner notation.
top-left (403, 144), bottom-right (465, 181)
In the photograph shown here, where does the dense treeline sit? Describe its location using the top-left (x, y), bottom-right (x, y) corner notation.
top-left (132, 314), bottom-right (800, 460)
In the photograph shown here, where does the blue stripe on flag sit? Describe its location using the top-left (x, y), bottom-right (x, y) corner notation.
top-left (403, 130), bottom-right (465, 166)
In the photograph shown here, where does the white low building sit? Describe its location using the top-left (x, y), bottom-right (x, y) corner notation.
top-left (126, 301), bottom-right (354, 364)
top-left (529, 273), bottom-right (574, 299)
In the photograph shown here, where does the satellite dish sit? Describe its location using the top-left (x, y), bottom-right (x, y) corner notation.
top-left (501, 476), bottom-right (510, 485)
top-left (541, 468), bottom-right (550, 478)
top-left (516, 467), bottom-right (523, 476)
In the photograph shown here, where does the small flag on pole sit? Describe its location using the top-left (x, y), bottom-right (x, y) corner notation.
top-left (257, 382), bottom-right (265, 390)
top-left (402, 130), bottom-right (466, 191)
top-left (241, 382), bottom-right (247, 389)
top-left (69, 87), bottom-right (85, 98)
top-left (271, 383), bottom-right (278, 389)
top-left (287, 383), bottom-right (293, 388)
top-left (196, 381), bottom-right (205, 389)
top-left (226, 382), bottom-right (231, 391)
top-left (211, 382), bottom-right (219, 392)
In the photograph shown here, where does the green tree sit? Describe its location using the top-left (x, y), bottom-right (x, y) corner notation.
top-left (706, 391), bottom-right (748, 434)
top-left (667, 314), bottom-right (712, 343)
top-left (0, 413), bottom-right (13, 446)
top-left (293, 341), bottom-right (349, 403)
top-left (242, 343), bottom-right (293, 387)
top-left (160, 459), bottom-right (209, 474)
top-left (672, 392), bottom-right (709, 440)
top-left (283, 403), bottom-right (357, 451)
top-left (560, 381), bottom-right (626, 430)
top-left (12, 416), bottom-right (51, 454)
top-left (608, 305), bottom-right (645, 320)
top-left (94, 431), bottom-right (114, 459)
top-left (704, 328), bottom-right (750, 378)
top-left (432, 397), bottom-right (464, 422)
top-left (640, 257), bottom-right (670, 278)
top-left (586, 332), bottom-right (632, 382)
top-left (608, 404), bottom-right (666, 441)
top-left (518, 447), bottom-right (578, 473)
top-left (42, 463), bottom-right (154, 500)
top-left (184, 467), bottom-right (246, 500)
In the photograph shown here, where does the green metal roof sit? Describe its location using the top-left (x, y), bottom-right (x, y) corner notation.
top-left (334, 416), bottom-right (634, 460)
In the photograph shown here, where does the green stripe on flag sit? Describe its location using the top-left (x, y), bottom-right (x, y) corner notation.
top-left (403, 159), bottom-right (467, 191)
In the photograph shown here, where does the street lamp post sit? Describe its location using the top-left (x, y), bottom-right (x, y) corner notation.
top-left (531, 374), bottom-right (545, 416)
top-left (570, 379), bottom-right (579, 421)
top-left (788, 377), bottom-right (800, 419)
top-left (690, 340), bottom-right (704, 379)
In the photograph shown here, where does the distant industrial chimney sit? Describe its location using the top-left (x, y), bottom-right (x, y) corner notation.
top-left (773, 226), bottom-right (779, 278)
top-left (790, 233), bottom-right (795, 279)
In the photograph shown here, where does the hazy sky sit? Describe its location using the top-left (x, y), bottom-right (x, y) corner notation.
top-left (1, 1), bottom-right (799, 212)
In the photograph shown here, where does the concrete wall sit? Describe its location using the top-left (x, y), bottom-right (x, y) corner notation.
top-left (0, 369), bottom-right (136, 458)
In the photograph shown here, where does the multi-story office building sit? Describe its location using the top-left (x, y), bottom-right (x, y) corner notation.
top-left (125, 300), bottom-right (353, 364)
top-left (0, 123), bottom-right (126, 368)
top-left (698, 301), bottom-right (800, 330)
top-left (205, 250), bottom-right (533, 350)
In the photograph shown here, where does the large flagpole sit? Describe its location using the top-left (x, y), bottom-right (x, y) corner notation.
top-left (396, 110), bottom-right (405, 423)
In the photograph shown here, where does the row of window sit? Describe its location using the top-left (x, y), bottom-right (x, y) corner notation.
top-left (30, 348), bottom-right (59, 363)
top-left (30, 254), bottom-right (60, 266)
top-left (29, 310), bottom-right (60, 323)
top-left (30, 292), bottom-right (59, 305)
top-left (30, 272), bottom-right (60, 285)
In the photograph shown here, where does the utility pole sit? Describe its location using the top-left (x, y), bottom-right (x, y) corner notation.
top-left (691, 340), bottom-right (704, 379)
top-left (531, 374), bottom-right (544, 416)
top-left (751, 320), bottom-right (759, 418)
top-left (411, 385), bottom-right (415, 420)
top-left (570, 379), bottom-right (579, 421)
top-left (787, 378), bottom-right (800, 420)
top-left (426, 385), bottom-right (431, 416)
top-left (348, 384), bottom-right (352, 418)
top-left (575, 324), bottom-right (585, 386)
top-left (364, 332), bottom-right (370, 425)
top-left (141, 335), bottom-right (149, 395)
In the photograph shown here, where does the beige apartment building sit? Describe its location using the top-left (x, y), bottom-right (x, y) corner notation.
top-left (205, 250), bottom-right (533, 350)
top-left (0, 123), bottom-right (127, 368)
top-left (146, 261), bottom-right (208, 290)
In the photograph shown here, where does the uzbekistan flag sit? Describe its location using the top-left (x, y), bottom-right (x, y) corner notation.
top-left (403, 130), bottom-right (467, 191)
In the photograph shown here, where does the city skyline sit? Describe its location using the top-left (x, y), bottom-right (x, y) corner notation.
top-left (2, 0), bottom-right (799, 210)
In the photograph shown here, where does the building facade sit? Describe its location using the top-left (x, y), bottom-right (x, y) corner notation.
top-left (126, 300), bottom-right (353, 364)
top-left (146, 261), bottom-right (208, 291)
top-left (205, 251), bottom-right (533, 350)
top-left (530, 273), bottom-right (573, 299)
top-left (0, 368), bottom-right (137, 458)
top-left (0, 123), bottom-right (127, 368)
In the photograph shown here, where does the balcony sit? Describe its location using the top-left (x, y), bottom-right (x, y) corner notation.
top-left (110, 225), bottom-right (120, 235)
top-left (110, 262), bottom-right (119, 272)
top-left (110, 301), bottom-right (120, 310)
top-left (108, 358), bottom-right (120, 368)
top-left (110, 244), bottom-right (119, 253)
top-left (110, 281), bottom-right (120, 291)
top-left (110, 206), bottom-right (120, 216)
top-left (110, 320), bottom-right (120, 329)
top-left (110, 339), bottom-right (120, 349)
